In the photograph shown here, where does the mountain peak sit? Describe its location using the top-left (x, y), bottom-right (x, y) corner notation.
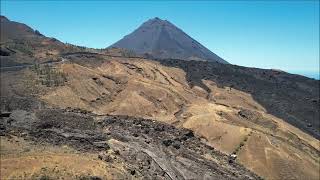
top-left (144, 17), bottom-right (171, 27)
top-left (153, 17), bottom-right (161, 20)
top-left (150, 17), bottom-right (165, 22)
top-left (111, 18), bottom-right (227, 63)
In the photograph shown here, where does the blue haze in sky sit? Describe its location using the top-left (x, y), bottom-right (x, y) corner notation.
top-left (1, 1), bottom-right (319, 79)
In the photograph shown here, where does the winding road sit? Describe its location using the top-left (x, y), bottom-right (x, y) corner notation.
top-left (0, 58), bottom-right (68, 71)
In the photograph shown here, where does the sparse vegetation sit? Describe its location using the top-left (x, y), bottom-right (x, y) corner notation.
top-left (34, 30), bottom-right (43, 36)
top-left (31, 63), bottom-right (67, 87)
top-left (232, 132), bottom-right (251, 155)
top-left (7, 41), bottom-right (34, 55)
top-left (121, 49), bottom-right (137, 57)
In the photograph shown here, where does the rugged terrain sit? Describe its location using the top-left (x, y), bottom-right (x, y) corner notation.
top-left (1, 109), bottom-right (260, 179)
top-left (1, 16), bottom-right (319, 180)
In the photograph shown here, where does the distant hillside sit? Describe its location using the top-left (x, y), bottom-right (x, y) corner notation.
top-left (0, 16), bottom-right (94, 67)
top-left (111, 17), bottom-right (228, 63)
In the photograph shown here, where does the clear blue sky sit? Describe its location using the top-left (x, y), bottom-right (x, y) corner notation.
top-left (1, 1), bottom-right (319, 77)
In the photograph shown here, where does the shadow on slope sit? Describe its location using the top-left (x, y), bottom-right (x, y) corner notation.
top-left (159, 59), bottom-right (320, 139)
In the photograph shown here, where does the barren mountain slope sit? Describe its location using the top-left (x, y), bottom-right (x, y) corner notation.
top-left (1, 52), bottom-right (318, 180)
top-left (111, 17), bottom-right (227, 63)
top-left (1, 17), bottom-right (319, 180)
